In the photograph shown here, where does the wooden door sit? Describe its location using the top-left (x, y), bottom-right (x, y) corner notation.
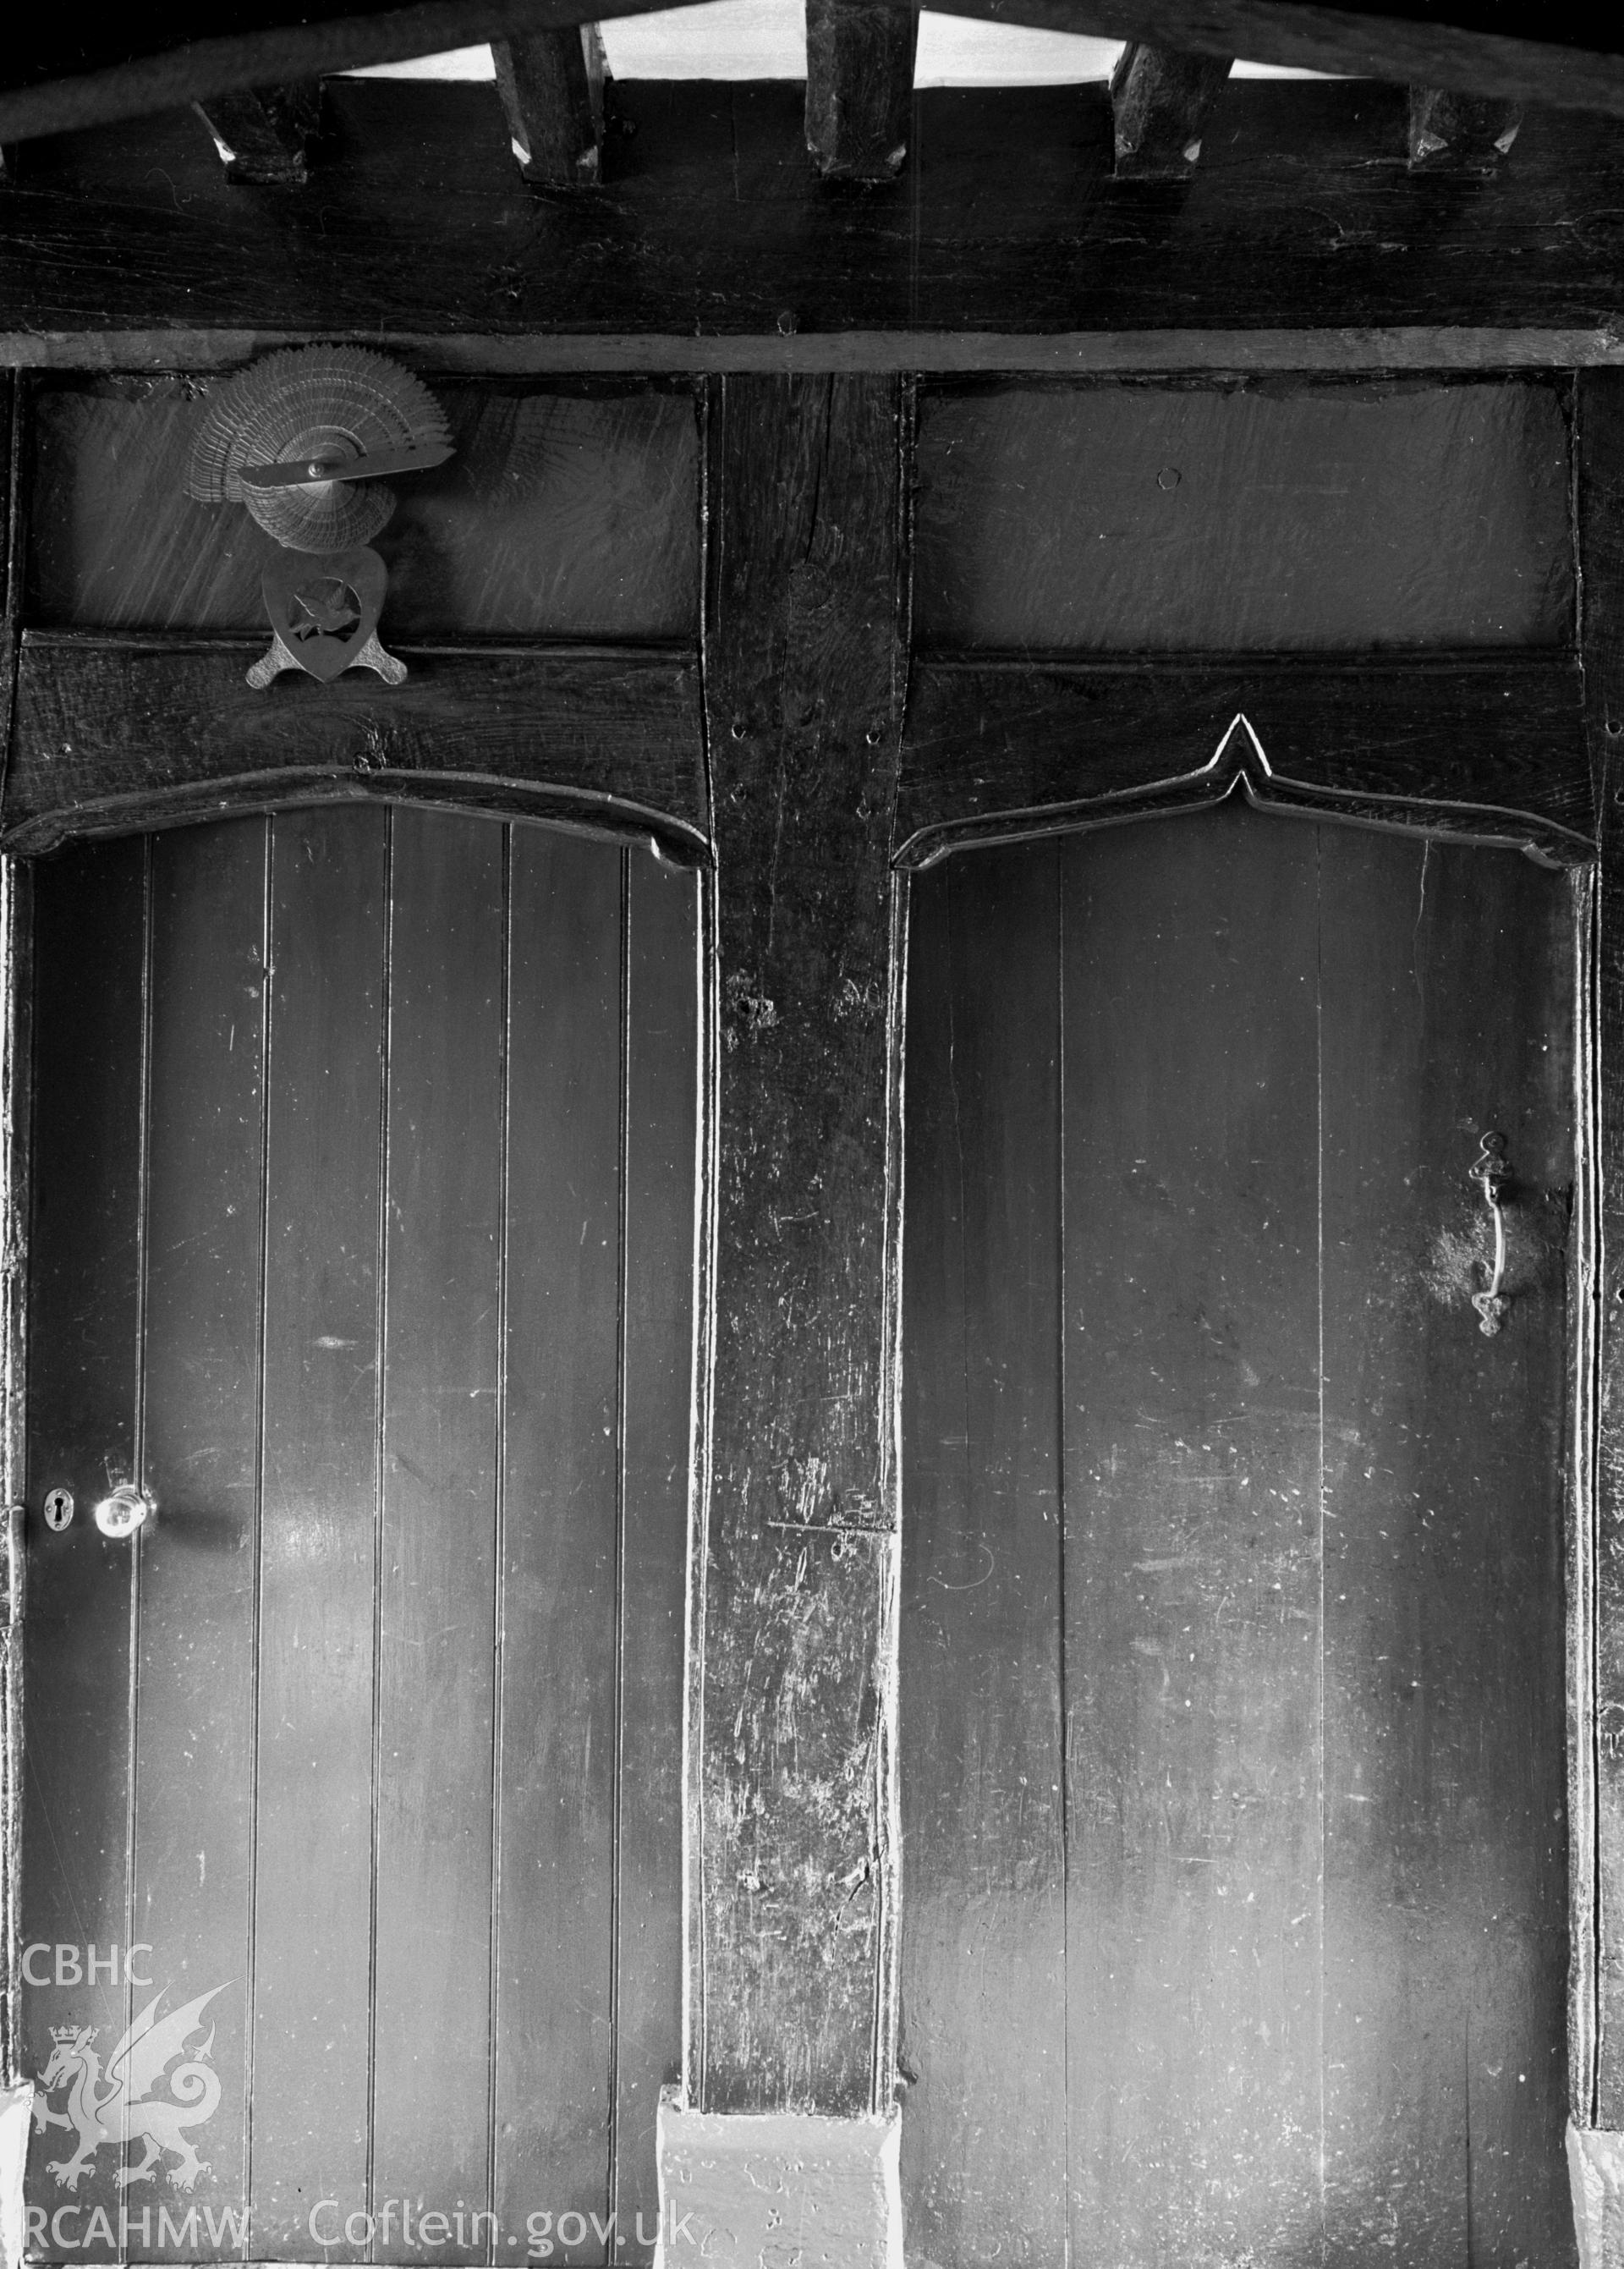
top-left (900, 802), bottom-right (1576, 2268)
top-left (19, 808), bottom-right (696, 2267)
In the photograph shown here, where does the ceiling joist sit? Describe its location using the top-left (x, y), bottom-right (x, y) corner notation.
top-left (1406, 84), bottom-right (1522, 168)
top-left (193, 81), bottom-right (322, 184)
top-left (492, 25), bottom-right (606, 185)
top-left (805, 0), bottom-right (919, 180)
top-left (4, 75), bottom-right (1620, 353)
top-left (3, 0), bottom-right (1624, 145)
top-left (1110, 42), bottom-right (1232, 177)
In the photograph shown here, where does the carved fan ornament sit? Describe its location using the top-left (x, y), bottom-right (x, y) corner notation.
top-left (186, 347), bottom-right (453, 689)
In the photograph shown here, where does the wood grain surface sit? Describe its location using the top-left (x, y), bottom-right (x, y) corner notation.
top-left (914, 382), bottom-right (1573, 652)
top-left (4, 637), bottom-right (707, 860)
top-left (1109, 44), bottom-right (1234, 177)
top-left (25, 380), bottom-right (699, 640)
top-left (20, 838), bottom-right (149, 2248)
top-left (901, 805), bottom-right (1576, 2268)
top-left (897, 657), bottom-right (1594, 869)
top-left (250, 805), bottom-right (386, 2255)
top-left (697, 375), bottom-right (907, 2115)
top-left (19, 810), bottom-right (696, 2265)
top-left (7, 0), bottom-right (1624, 145)
top-left (6, 80), bottom-right (1624, 344)
top-left (899, 846), bottom-right (1066, 2264)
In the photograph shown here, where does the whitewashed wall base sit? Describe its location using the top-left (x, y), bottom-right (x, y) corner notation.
top-left (1568, 2121), bottom-right (1624, 2269)
top-left (0, 2084), bottom-right (34, 2269)
top-left (654, 2092), bottom-right (902, 2269)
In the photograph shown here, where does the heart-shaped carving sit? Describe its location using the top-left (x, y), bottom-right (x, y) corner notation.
top-left (261, 545), bottom-right (388, 684)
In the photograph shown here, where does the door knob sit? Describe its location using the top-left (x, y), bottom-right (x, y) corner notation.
top-left (92, 1483), bottom-right (154, 1539)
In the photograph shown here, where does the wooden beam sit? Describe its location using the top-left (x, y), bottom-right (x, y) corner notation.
top-left (492, 25), bottom-right (606, 188)
top-left (1, 635), bottom-right (709, 860)
top-left (1110, 41), bottom-right (1232, 177)
top-left (804, 0), bottom-right (919, 181)
top-left (8, 81), bottom-right (1624, 349)
top-left (1407, 84), bottom-right (1522, 169)
top-left (8, 0), bottom-right (1624, 141)
top-left (895, 655), bottom-right (1594, 869)
top-left (697, 374), bottom-right (906, 2113)
top-left (192, 81), bottom-right (321, 184)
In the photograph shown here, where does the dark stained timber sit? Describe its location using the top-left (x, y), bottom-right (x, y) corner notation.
top-left (19, 811), bottom-right (694, 2266)
top-left (4, 637), bottom-right (708, 860)
top-left (614, 851), bottom-right (699, 2255)
top-left (1319, 827), bottom-right (1572, 2268)
top-left (493, 827), bottom-right (621, 2234)
top-left (895, 657), bottom-right (1594, 870)
top-left (492, 27), bottom-right (605, 186)
top-left (899, 807), bottom-right (1577, 2268)
top-left (8, 80), bottom-right (1624, 345)
top-left (913, 382), bottom-right (1574, 656)
top-left (1407, 85), bottom-right (1522, 168)
top-left (25, 379), bottom-right (701, 642)
top-left (698, 375), bottom-right (906, 2114)
top-left (1062, 807), bottom-right (1322, 2268)
top-left (191, 82), bottom-right (321, 184)
top-left (804, 0), bottom-right (919, 181)
top-left (20, 840), bottom-right (146, 2251)
top-left (371, 810), bottom-right (504, 2255)
top-left (899, 847), bottom-right (1066, 2265)
top-left (1109, 42), bottom-right (1232, 177)
top-left (250, 807), bottom-right (387, 2259)
top-left (129, 821), bottom-right (270, 2260)
top-left (8, 0), bottom-right (1624, 146)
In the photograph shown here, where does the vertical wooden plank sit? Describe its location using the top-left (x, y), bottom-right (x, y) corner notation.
top-left (125, 821), bottom-right (267, 2262)
top-left (897, 845), bottom-right (1066, 2266)
top-left (1319, 829), bottom-right (1573, 2267)
top-left (249, 808), bottom-right (387, 2260)
top-left (700, 373), bottom-right (906, 2114)
top-left (0, 854), bottom-right (30, 2086)
top-left (1581, 366), bottom-right (1624, 2132)
top-left (372, 810), bottom-right (502, 2261)
top-left (491, 827), bottom-right (621, 2260)
top-left (21, 838), bottom-right (146, 2249)
top-left (613, 850), bottom-right (698, 2261)
top-left (1062, 804), bottom-right (1323, 2269)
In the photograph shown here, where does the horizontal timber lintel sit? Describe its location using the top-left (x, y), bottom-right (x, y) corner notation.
top-left (897, 652), bottom-right (1596, 869)
top-left (3, 635), bottom-right (710, 861)
top-left (4, 330), bottom-right (1624, 376)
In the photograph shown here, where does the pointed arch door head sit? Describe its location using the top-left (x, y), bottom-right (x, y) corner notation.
top-left (893, 661), bottom-right (1595, 874)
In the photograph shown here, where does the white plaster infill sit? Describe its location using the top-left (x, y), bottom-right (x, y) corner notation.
top-left (1570, 2123), bottom-right (1624, 2269)
top-left (655, 2090), bottom-right (902, 2269)
top-left (0, 2083), bottom-right (35, 2269)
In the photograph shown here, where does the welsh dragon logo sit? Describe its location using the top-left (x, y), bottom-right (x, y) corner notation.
top-left (31, 1986), bottom-right (224, 2193)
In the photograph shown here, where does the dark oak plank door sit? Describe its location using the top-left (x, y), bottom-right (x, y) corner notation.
top-left (19, 810), bottom-right (696, 2268)
top-left (900, 803), bottom-right (1574, 2269)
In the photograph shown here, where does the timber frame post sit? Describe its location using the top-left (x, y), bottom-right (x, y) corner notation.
top-left (662, 374), bottom-right (909, 2260)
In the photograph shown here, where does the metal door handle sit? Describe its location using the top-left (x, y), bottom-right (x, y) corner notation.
top-left (93, 1483), bottom-right (155, 1539)
top-left (1470, 1131), bottom-right (1511, 1337)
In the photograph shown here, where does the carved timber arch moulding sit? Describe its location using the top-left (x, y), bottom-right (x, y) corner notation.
top-left (892, 662), bottom-right (1596, 873)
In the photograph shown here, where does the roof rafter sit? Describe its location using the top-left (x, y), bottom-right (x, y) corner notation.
top-left (3, 0), bottom-right (1624, 141)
